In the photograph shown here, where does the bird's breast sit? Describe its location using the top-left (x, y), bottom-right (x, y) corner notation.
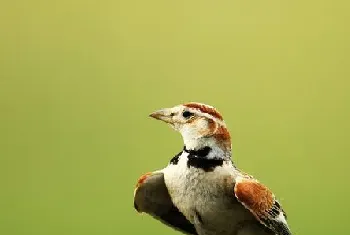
top-left (163, 153), bottom-right (236, 224)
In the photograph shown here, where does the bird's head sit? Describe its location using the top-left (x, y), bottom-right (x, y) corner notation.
top-left (150, 102), bottom-right (231, 155)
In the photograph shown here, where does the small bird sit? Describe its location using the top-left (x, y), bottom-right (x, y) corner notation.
top-left (134, 102), bottom-right (291, 235)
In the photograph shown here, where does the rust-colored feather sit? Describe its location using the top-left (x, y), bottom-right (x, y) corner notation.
top-left (234, 179), bottom-right (291, 235)
top-left (136, 172), bottom-right (152, 188)
top-left (205, 118), bottom-right (231, 150)
top-left (234, 180), bottom-right (274, 216)
top-left (184, 103), bottom-right (223, 120)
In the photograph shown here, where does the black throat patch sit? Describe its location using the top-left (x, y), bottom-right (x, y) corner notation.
top-left (169, 151), bottom-right (182, 165)
top-left (184, 146), bottom-right (224, 172)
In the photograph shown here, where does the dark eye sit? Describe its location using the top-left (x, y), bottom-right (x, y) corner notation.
top-left (182, 111), bottom-right (194, 119)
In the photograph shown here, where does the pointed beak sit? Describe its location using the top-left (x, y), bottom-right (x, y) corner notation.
top-left (149, 108), bottom-right (174, 124)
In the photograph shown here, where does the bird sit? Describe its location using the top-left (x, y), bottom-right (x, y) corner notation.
top-left (133, 102), bottom-right (291, 235)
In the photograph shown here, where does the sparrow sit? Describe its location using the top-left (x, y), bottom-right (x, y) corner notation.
top-left (134, 102), bottom-right (292, 235)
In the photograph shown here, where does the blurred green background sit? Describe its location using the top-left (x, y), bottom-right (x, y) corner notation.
top-left (0, 1), bottom-right (349, 235)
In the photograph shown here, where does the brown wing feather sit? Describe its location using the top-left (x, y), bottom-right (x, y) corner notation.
top-left (134, 172), bottom-right (198, 235)
top-left (234, 178), bottom-right (292, 235)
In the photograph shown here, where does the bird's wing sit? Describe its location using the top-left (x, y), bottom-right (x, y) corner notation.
top-left (233, 176), bottom-right (292, 235)
top-left (134, 171), bottom-right (198, 235)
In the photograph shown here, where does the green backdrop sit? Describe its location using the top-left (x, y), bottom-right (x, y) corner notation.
top-left (1, 1), bottom-right (349, 235)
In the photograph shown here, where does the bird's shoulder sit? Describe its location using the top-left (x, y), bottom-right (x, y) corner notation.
top-left (134, 171), bottom-right (198, 235)
top-left (233, 171), bottom-right (292, 235)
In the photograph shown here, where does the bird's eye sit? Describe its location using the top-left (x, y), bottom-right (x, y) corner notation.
top-left (182, 111), bottom-right (194, 119)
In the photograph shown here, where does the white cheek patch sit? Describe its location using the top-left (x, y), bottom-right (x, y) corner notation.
top-left (182, 118), bottom-right (208, 137)
top-left (194, 118), bottom-right (209, 130)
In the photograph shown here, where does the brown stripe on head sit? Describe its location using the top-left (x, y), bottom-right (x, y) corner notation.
top-left (207, 118), bottom-right (232, 151)
top-left (214, 124), bottom-right (231, 150)
top-left (184, 102), bottom-right (223, 121)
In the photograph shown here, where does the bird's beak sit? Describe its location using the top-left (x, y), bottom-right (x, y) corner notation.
top-left (149, 108), bottom-right (174, 124)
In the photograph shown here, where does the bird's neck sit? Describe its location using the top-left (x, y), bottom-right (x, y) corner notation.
top-left (183, 136), bottom-right (231, 160)
top-left (181, 122), bottom-right (232, 160)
